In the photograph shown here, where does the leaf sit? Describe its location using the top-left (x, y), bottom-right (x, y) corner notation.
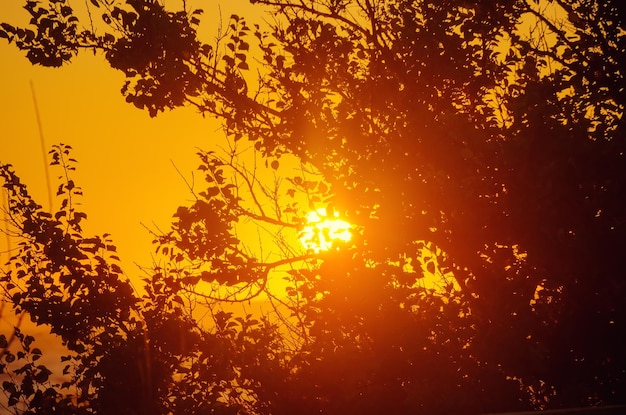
top-left (34, 367), bottom-right (51, 383)
top-left (2, 381), bottom-right (15, 393)
top-left (276, 55), bottom-right (285, 68)
top-left (1, 23), bottom-right (15, 33)
top-left (223, 55), bottom-right (234, 67)
top-left (7, 392), bottom-right (19, 406)
top-left (24, 335), bottom-right (34, 349)
top-left (89, 0), bottom-right (100, 7)
top-left (21, 377), bottom-right (34, 396)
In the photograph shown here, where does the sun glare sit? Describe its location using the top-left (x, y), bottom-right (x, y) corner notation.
top-left (299, 208), bottom-right (352, 253)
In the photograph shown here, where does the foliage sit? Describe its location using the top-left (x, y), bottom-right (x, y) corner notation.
top-left (2, 0), bottom-right (626, 414)
top-left (0, 145), bottom-right (277, 415)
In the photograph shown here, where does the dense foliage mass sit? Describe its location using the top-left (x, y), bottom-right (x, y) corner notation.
top-left (1, 0), bottom-right (626, 414)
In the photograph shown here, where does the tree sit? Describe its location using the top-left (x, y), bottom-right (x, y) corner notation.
top-left (1, 0), bottom-right (626, 414)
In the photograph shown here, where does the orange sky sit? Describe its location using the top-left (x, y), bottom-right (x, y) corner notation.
top-left (0, 0), bottom-right (456, 321)
top-left (0, 0), bottom-right (267, 275)
top-left (0, 2), bottom-right (467, 362)
top-left (0, 3), bottom-right (329, 343)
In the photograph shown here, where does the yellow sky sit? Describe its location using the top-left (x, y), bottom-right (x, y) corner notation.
top-left (0, 0), bottom-right (455, 313)
top-left (0, 3), bottom-right (328, 342)
top-left (0, 0), bottom-right (266, 275)
top-left (0, 1), bottom-right (463, 357)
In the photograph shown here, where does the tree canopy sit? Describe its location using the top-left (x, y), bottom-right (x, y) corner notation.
top-left (1, 0), bottom-right (626, 414)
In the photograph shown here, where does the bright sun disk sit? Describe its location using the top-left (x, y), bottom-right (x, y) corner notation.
top-left (299, 207), bottom-right (352, 253)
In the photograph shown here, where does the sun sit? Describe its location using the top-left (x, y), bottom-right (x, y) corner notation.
top-left (299, 207), bottom-right (352, 253)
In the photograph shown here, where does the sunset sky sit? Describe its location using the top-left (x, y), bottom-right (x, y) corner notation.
top-left (0, 0), bottom-right (267, 276)
top-left (2, 2), bottom-right (622, 412)
top-left (0, 1), bottom-right (453, 329)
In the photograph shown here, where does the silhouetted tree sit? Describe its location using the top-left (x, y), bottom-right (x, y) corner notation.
top-left (1, 0), bottom-right (625, 414)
